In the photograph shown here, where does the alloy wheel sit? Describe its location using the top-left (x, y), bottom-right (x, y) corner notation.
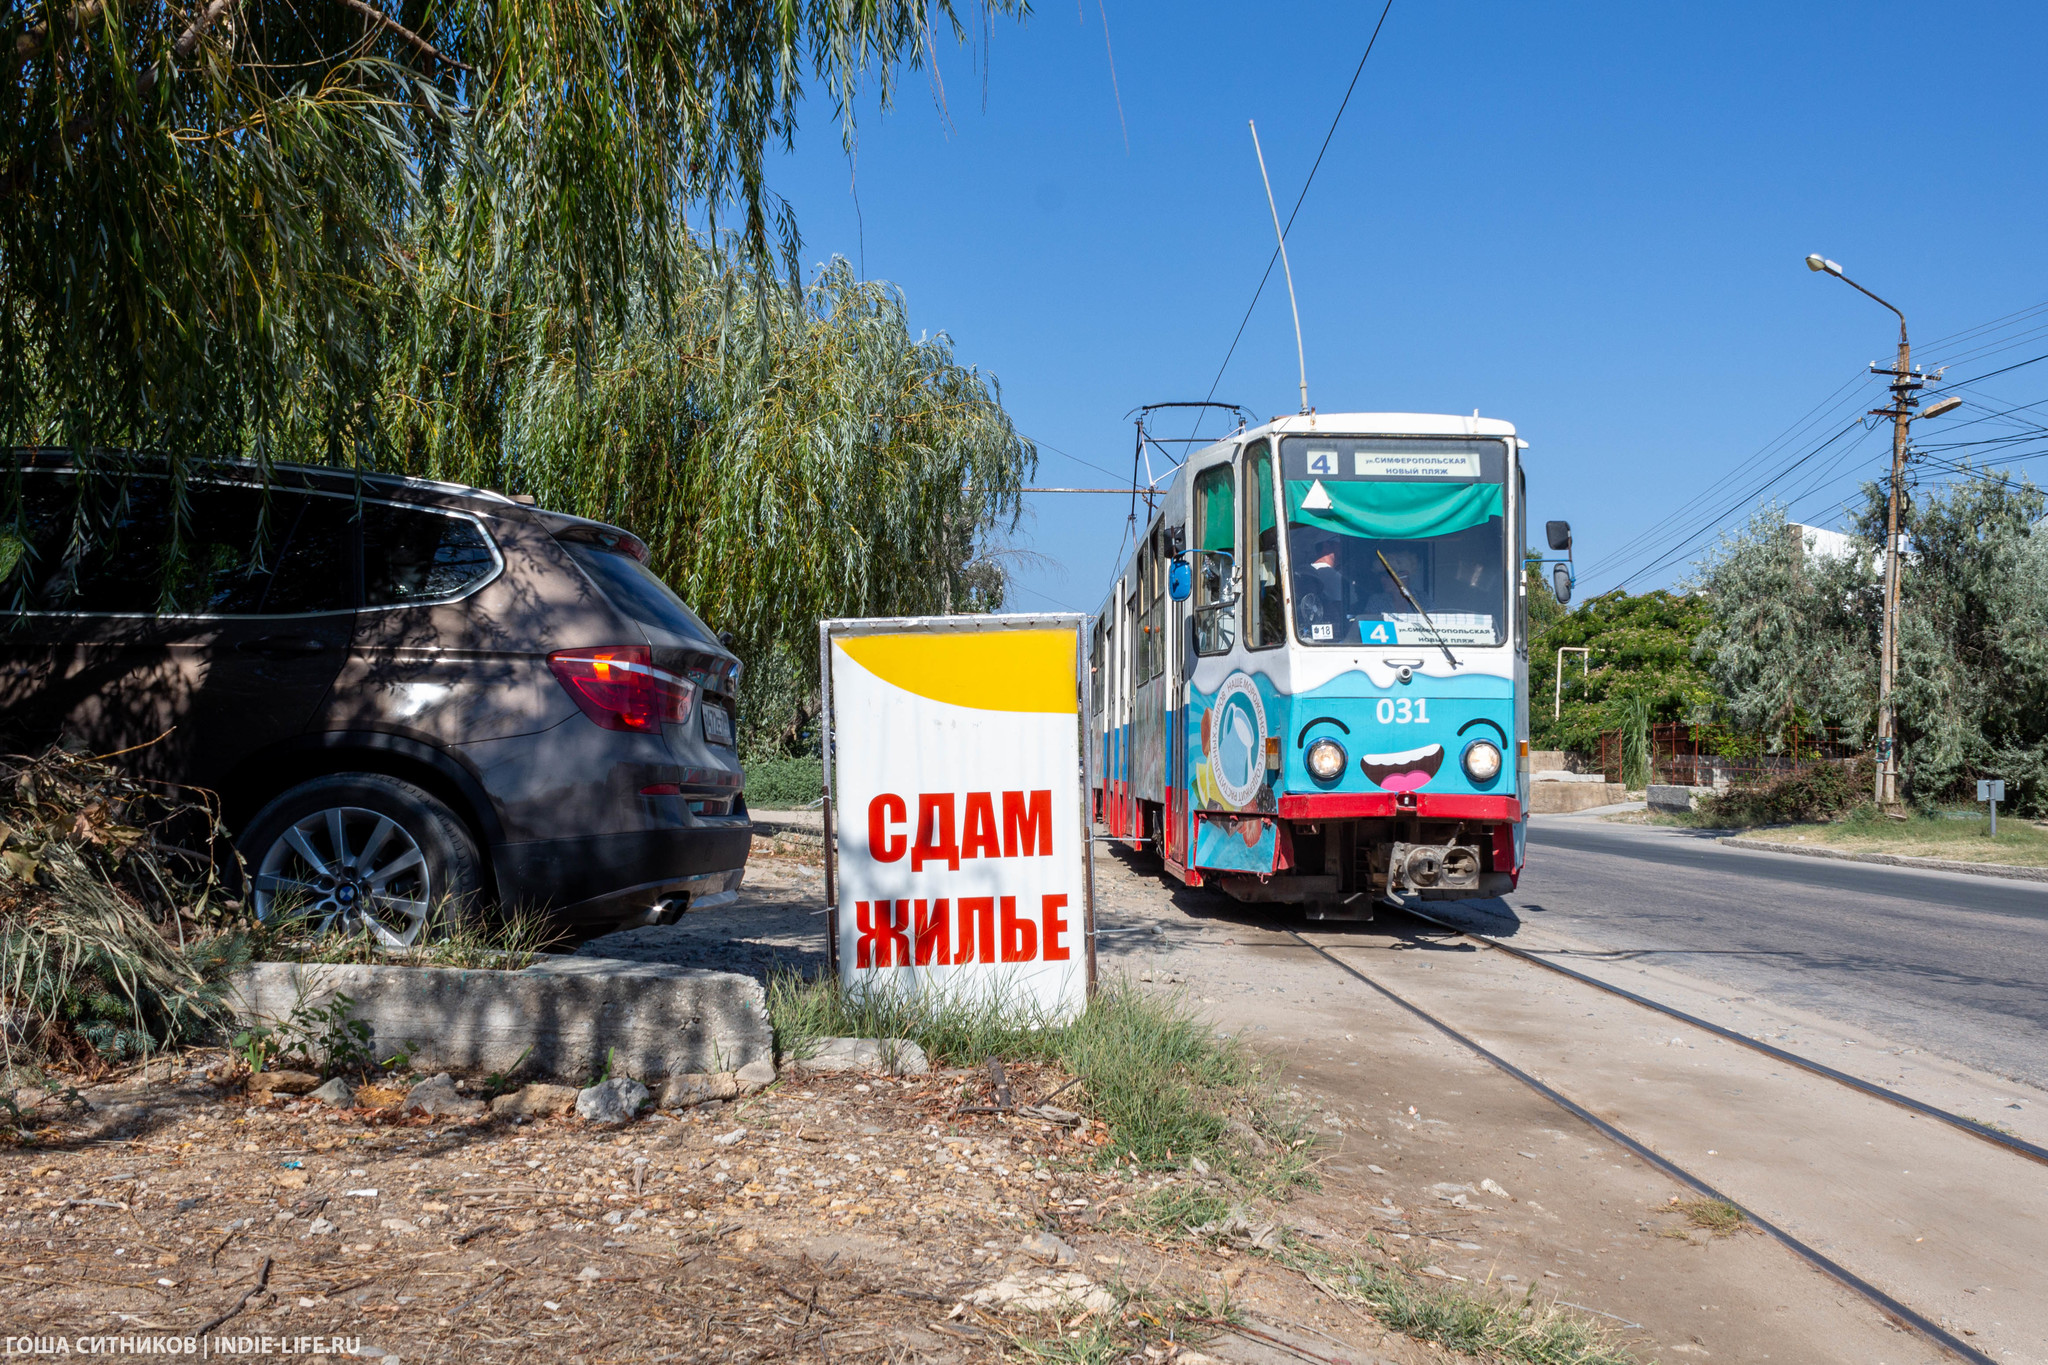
top-left (253, 806), bottom-right (434, 947)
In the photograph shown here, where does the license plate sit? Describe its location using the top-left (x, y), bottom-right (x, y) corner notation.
top-left (702, 702), bottom-right (734, 746)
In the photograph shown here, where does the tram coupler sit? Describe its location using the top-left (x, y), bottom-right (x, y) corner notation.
top-left (1387, 839), bottom-right (1483, 894)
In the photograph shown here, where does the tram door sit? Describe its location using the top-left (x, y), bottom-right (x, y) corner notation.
top-left (1178, 444), bottom-right (1242, 870)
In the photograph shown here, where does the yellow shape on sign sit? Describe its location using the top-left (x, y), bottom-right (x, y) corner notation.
top-left (837, 630), bottom-right (1077, 713)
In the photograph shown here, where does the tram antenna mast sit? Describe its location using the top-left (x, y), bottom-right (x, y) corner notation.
top-left (1249, 120), bottom-right (1310, 416)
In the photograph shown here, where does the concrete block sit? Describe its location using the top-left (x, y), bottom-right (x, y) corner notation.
top-left (1527, 782), bottom-right (1627, 814)
top-left (225, 956), bottom-right (771, 1085)
top-left (1647, 784), bottom-right (1717, 813)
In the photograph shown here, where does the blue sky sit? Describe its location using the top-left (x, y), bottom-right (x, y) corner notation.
top-left (765, 1), bottom-right (2048, 614)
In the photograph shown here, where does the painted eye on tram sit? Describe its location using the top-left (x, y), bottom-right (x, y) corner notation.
top-left (1462, 740), bottom-right (1503, 782)
top-left (1305, 738), bottom-right (1347, 782)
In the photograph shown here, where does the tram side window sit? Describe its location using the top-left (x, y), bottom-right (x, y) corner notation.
top-left (1136, 527), bottom-right (1166, 681)
top-left (1192, 464), bottom-right (1237, 656)
top-left (1090, 618), bottom-right (1105, 714)
top-left (1244, 441), bottom-right (1285, 648)
top-left (1150, 523), bottom-right (1168, 678)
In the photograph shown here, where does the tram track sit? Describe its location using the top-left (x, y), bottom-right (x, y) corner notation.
top-left (1283, 924), bottom-right (2002, 1365)
top-left (1388, 902), bottom-right (2048, 1170)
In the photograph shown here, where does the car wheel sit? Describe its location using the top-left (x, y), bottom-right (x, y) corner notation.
top-left (242, 774), bottom-right (486, 947)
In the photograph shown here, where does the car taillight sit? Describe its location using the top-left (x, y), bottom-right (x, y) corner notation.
top-left (547, 646), bottom-right (696, 733)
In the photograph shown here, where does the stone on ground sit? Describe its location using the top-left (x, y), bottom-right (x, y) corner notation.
top-left (403, 1073), bottom-right (485, 1117)
top-left (307, 1078), bottom-right (356, 1108)
top-left (966, 1269), bottom-right (1116, 1315)
top-left (1019, 1230), bottom-right (1080, 1265)
top-left (490, 1083), bottom-right (579, 1118)
top-left (659, 1073), bottom-right (738, 1109)
top-left (791, 1037), bottom-right (931, 1076)
top-left (736, 1057), bottom-right (778, 1091)
top-left (577, 1077), bottom-right (650, 1123)
top-left (247, 1070), bottom-right (321, 1095)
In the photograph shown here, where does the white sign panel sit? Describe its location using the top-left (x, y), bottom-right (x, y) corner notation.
top-left (823, 616), bottom-right (1093, 1020)
top-left (1354, 449), bottom-right (1482, 479)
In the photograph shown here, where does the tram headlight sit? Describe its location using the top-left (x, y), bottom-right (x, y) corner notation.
top-left (1305, 737), bottom-right (1348, 782)
top-left (1461, 739), bottom-right (1503, 783)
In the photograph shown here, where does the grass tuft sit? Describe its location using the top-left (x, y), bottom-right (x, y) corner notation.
top-left (1665, 1196), bottom-right (1748, 1237)
top-left (1276, 1240), bottom-right (1637, 1365)
top-left (253, 903), bottom-right (565, 970)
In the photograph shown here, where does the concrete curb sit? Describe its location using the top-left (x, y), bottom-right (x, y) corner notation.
top-left (1718, 836), bottom-right (2048, 883)
top-left (750, 812), bottom-right (825, 848)
top-left (226, 956), bottom-right (773, 1083)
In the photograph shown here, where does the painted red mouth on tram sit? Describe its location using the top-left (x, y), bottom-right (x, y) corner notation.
top-left (1360, 744), bottom-right (1444, 793)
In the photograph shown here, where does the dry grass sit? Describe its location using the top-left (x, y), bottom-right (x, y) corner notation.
top-left (1741, 813), bottom-right (2048, 867)
top-left (1661, 1197), bottom-right (1749, 1238)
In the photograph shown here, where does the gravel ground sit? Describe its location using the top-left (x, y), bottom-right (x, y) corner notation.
top-left (0, 839), bottom-right (1507, 1365)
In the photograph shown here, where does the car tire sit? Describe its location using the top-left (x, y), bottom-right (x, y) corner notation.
top-left (241, 773), bottom-right (487, 946)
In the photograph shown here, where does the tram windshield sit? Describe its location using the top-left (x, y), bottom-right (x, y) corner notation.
top-left (1278, 437), bottom-right (1509, 648)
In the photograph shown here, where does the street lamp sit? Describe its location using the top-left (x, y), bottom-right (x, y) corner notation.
top-left (1804, 253), bottom-right (1918, 807)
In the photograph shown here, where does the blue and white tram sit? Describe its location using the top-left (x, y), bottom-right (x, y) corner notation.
top-left (1089, 413), bottom-right (1553, 915)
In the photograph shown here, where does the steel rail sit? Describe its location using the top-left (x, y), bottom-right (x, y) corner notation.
top-left (1287, 929), bottom-right (1997, 1365)
top-left (1388, 904), bottom-right (2048, 1170)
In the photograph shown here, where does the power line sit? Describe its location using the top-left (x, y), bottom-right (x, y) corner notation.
top-left (1188, 0), bottom-right (1396, 441)
top-left (1580, 369), bottom-right (1880, 583)
top-left (1597, 418), bottom-right (1871, 593)
top-left (1587, 297), bottom-right (2048, 592)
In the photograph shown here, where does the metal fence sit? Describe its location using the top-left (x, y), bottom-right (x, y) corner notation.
top-left (1597, 723), bottom-right (1862, 788)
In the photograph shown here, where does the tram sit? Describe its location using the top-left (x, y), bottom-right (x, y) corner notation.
top-left (1089, 412), bottom-right (1560, 916)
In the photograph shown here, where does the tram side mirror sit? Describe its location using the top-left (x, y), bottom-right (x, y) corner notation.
top-left (1552, 562), bottom-right (1572, 605)
top-left (1168, 560), bottom-right (1192, 601)
top-left (1545, 520), bottom-right (1573, 553)
top-left (1163, 524), bottom-right (1187, 557)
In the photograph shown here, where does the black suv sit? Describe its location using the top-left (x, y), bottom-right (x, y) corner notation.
top-left (1, 452), bottom-right (751, 941)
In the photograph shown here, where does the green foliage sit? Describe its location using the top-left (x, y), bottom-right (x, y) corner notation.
top-left (1880, 474), bottom-right (2048, 814)
top-left (232, 990), bottom-right (376, 1076)
top-left (1693, 758), bottom-right (1872, 829)
top-left (1691, 481), bottom-right (2048, 814)
top-left (1528, 563), bottom-right (1718, 753)
top-left (743, 757), bottom-right (823, 809)
top-left (2, 0), bottom-right (1023, 463)
top-left (2, 0), bottom-right (1032, 713)
top-left (389, 247), bottom-right (1033, 742)
top-left (1690, 505), bottom-right (1878, 752)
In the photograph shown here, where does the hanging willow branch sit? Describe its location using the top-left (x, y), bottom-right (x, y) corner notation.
top-left (1, 0), bottom-right (1027, 557)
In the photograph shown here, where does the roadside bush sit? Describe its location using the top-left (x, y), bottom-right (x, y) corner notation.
top-left (745, 756), bottom-right (823, 809)
top-left (1695, 757), bottom-right (1872, 828)
top-left (0, 747), bottom-right (246, 1072)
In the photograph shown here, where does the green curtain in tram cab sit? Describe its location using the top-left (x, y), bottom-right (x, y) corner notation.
top-left (1195, 467), bottom-right (1235, 551)
top-left (1284, 479), bottom-right (1504, 540)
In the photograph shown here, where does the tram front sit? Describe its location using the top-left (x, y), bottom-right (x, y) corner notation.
top-left (1180, 413), bottom-right (1538, 915)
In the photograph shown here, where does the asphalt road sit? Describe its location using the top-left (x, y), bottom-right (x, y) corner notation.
top-left (1414, 816), bottom-right (2048, 1093)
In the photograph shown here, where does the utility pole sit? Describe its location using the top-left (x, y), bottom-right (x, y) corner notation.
top-left (1805, 255), bottom-right (1939, 808)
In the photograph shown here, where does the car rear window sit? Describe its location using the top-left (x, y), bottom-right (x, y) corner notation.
top-left (560, 540), bottom-right (721, 649)
top-left (362, 502), bottom-right (497, 606)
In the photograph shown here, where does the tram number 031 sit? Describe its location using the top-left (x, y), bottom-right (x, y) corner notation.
top-left (1376, 698), bottom-right (1429, 724)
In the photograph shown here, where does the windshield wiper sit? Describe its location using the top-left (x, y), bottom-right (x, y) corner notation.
top-left (1375, 549), bottom-right (1460, 669)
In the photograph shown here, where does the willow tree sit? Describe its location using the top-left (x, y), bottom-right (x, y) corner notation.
top-left (385, 239), bottom-right (1033, 748)
top-left (1, 0), bottom-right (1029, 559)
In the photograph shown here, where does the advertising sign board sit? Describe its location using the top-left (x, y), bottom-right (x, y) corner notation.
top-left (820, 615), bottom-right (1095, 1021)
